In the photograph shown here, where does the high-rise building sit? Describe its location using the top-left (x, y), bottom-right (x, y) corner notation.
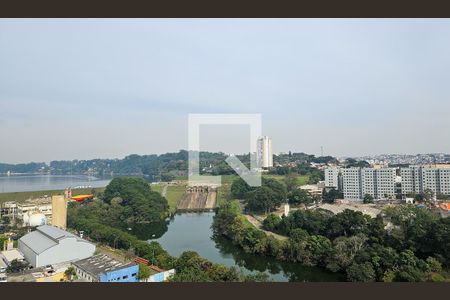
top-left (51, 195), bottom-right (67, 230)
top-left (257, 136), bottom-right (273, 168)
top-left (341, 167), bottom-right (396, 200)
top-left (324, 167), bottom-right (340, 188)
top-left (401, 165), bottom-right (450, 196)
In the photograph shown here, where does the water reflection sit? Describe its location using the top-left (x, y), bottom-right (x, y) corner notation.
top-left (150, 212), bottom-right (344, 282)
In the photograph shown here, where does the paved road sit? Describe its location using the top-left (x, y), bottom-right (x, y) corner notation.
top-left (245, 214), bottom-right (288, 241)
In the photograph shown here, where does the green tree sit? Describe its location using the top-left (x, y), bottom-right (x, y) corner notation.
top-left (283, 173), bottom-right (299, 192)
top-left (230, 177), bottom-right (251, 199)
top-left (346, 262), bottom-right (376, 282)
top-left (137, 263), bottom-right (151, 280)
top-left (263, 213), bottom-right (281, 231)
top-left (288, 189), bottom-right (313, 206)
top-left (64, 266), bottom-right (77, 281)
top-left (363, 194), bottom-right (374, 204)
top-left (6, 259), bottom-right (29, 273)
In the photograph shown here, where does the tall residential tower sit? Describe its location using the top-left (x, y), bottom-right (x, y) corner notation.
top-left (257, 136), bottom-right (273, 168)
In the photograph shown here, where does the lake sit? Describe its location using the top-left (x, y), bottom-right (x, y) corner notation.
top-left (0, 175), bottom-right (111, 193)
top-left (149, 212), bottom-right (344, 282)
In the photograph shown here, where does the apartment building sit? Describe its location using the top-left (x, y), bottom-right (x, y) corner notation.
top-left (256, 136), bottom-right (273, 168)
top-left (324, 167), bottom-right (340, 188)
top-left (341, 167), bottom-right (396, 200)
top-left (401, 165), bottom-right (450, 196)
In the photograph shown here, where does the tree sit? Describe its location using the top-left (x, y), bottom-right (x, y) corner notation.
top-left (245, 186), bottom-right (278, 214)
top-left (346, 262), bottom-right (376, 282)
top-left (230, 177), bottom-right (251, 199)
top-left (6, 259), bottom-right (29, 273)
top-left (288, 189), bottom-right (313, 206)
top-left (263, 213), bottom-right (281, 231)
top-left (283, 173), bottom-right (299, 192)
top-left (64, 266), bottom-right (77, 281)
top-left (363, 194), bottom-right (374, 204)
top-left (137, 263), bottom-right (151, 280)
top-left (102, 177), bottom-right (169, 224)
top-left (322, 188), bottom-right (343, 204)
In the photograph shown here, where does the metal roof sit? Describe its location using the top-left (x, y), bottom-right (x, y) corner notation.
top-left (19, 225), bottom-right (83, 255)
top-left (72, 254), bottom-right (137, 277)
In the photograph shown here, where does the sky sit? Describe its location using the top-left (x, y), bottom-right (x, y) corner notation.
top-left (1, 19), bottom-right (450, 163)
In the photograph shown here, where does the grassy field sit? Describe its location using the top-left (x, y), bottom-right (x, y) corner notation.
top-left (261, 174), bottom-right (310, 186)
top-left (165, 185), bottom-right (187, 213)
top-left (151, 183), bottom-right (187, 214)
top-left (0, 187), bottom-right (106, 205)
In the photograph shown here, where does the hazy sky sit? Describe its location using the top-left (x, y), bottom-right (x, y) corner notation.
top-left (1, 19), bottom-right (450, 163)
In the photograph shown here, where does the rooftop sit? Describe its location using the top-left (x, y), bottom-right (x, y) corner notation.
top-left (72, 254), bottom-right (137, 277)
top-left (1, 249), bottom-right (24, 263)
top-left (19, 225), bottom-right (86, 255)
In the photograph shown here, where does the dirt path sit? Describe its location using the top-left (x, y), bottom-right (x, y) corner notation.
top-left (161, 184), bottom-right (168, 197)
top-left (245, 214), bottom-right (288, 241)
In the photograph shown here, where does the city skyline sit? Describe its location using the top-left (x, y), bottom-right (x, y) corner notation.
top-left (1, 19), bottom-right (450, 163)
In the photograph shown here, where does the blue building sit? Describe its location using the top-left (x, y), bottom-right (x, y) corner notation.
top-left (72, 254), bottom-right (139, 282)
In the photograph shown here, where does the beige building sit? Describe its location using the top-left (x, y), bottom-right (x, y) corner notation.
top-left (51, 195), bottom-right (67, 230)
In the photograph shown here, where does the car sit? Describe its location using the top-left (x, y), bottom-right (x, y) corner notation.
top-left (44, 265), bottom-right (53, 271)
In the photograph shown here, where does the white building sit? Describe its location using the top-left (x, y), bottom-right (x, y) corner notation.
top-left (18, 225), bottom-right (95, 268)
top-left (342, 168), bottom-right (362, 200)
top-left (257, 136), bottom-right (273, 168)
top-left (324, 167), bottom-right (340, 188)
top-left (342, 167), bottom-right (396, 200)
top-left (401, 165), bottom-right (450, 196)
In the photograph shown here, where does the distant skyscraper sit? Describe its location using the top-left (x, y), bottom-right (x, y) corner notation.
top-left (257, 136), bottom-right (273, 168)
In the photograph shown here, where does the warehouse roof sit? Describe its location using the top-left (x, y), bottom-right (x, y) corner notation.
top-left (73, 254), bottom-right (137, 277)
top-left (19, 225), bottom-right (85, 255)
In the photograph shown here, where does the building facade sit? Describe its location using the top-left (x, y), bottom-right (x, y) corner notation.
top-left (324, 167), bottom-right (340, 188)
top-left (18, 225), bottom-right (95, 267)
top-left (401, 165), bottom-right (450, 196)
top-left (72, 254), bottom-right (139, 282)
top-left (256, 136), bottom-right (273, 168)
top-left (341, 167), bottom-right (396, 200)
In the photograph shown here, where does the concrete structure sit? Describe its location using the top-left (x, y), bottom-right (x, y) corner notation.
top-left (1, 249), bottom-right (25, 265)
top-left (1, 198), bottom-right (52, 223)
top-left (401, 165), bottom-right (450, 196)
top-left (257, 136), bottom-right (273, 168)
top-left (299, 184), bottom-right (323, 198)
top-left (72, 254), bottom-right (138, 282)
top-left (342, 167), bottom-right (396, 200)
top-left (18, 225), bottom-right (95, 268)
top-left (324, 167), bottom-right (340, 188)
top-left (51, 195), bottom-right (67, 230)
top-left (23, 211), bottom-right (47, 227)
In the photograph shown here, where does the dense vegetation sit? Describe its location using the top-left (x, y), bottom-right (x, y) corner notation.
top-left (67, 177), bottom-right (269, 282)
top-left (68, 177), bottom-right (169, 228)
top-left (213, 201), bottom-right (449, 282)
top-left (0, 150), bottom-right (250, 179)
top-left (231, 177), bottom-right (287, 213)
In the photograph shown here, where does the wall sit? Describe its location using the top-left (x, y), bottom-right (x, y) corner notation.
top-left (36, 238), bottom-right (95, 267)
top-left (99, 264), bottom-right (139, 282)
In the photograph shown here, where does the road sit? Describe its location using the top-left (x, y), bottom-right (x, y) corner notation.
top-left (245, 214), bottom-right (288, 241)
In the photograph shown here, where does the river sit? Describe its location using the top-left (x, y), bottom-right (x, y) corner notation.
top-left (146, 212), bottom-right (344, 282)
top-left (0, 175), bottom-right (111, 193)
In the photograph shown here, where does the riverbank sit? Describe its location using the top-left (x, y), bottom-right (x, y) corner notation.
top-left (0, 187), bottom-right (106, 204)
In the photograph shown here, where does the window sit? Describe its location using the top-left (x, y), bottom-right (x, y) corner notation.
top-left (123, 275), bottom-right (128, 279)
